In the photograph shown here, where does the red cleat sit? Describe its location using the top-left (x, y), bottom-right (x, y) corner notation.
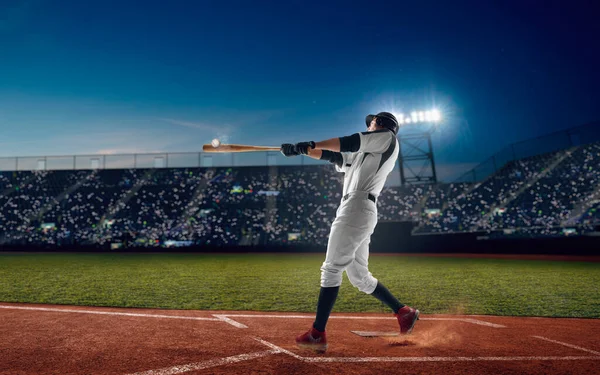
top-left (296, 327), bottom-right (328, 353)
top-left (395, 305), bottom-right (420, 334)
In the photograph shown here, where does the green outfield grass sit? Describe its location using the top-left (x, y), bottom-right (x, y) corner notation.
top-left (0, 253), bottom-right (598, 317)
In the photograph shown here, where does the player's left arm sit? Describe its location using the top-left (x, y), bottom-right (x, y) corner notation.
top-left (304, 148), bottom-right (344, 170)
top-left (303, 130), bottom-right (395, 154)
top-left (281, 130), bottom-right (393, 162)
top-left (280, 144), bottom-right (345, 170)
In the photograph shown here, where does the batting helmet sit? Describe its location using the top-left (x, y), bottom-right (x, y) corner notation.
top-left (365, 112), bottom-right (399, 134)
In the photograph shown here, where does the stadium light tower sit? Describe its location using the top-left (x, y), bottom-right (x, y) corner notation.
top-left (395, 108), bottom-right (442, 186)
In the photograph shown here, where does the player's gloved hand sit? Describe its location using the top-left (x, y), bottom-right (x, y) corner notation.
top-left (280, 143), bottom-right (300, 157)
top-left (295, 141), bottom-right (316, 155)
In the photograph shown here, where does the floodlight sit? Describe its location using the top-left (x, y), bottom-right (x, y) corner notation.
top-left (405, 117), bottom-right (412, 124)
top-left (418, 112), bottom-right (425, 121)
top-left (411, 112), bottom-right (418, 122)
top-left (431, 109), bottom-right (441, 122)
top-left (425, 111), bottom-right (432, 121)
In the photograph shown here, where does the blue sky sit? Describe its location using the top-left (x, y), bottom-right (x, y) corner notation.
top-left (1, 0), bottom-right (599, 180)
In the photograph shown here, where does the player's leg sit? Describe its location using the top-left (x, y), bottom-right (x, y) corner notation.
top-left (347, 236), bottom-right (420, 334)
top-left (346, 237), bottom-right (403, 308)
top-left (314, 217), bottom-right (361, 330)
top-left (296, 202), bottom-right (373, 352)
top-left (345, 237), bottom-right (378, 294)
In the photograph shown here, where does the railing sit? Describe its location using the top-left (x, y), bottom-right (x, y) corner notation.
top-left (0, 150), bottom-right (329, 171)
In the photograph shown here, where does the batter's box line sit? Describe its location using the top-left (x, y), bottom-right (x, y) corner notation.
top-left (213, 314), bottom-right (249, 328)
top-left (253, 338), bottom-right (600, 363)
top-left (125, 348), bottom-right (280, 375)
top-left (218, 314), bottom-right (506, 329)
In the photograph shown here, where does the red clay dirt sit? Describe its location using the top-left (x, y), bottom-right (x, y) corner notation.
top-left (1, 303), bottom-right (599, 375)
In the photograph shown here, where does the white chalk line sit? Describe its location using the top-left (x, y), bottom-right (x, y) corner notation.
top-left (213, 314), bottom-right (249, 328)
top-left (253, 337), bottom-right (304, 360)
top-left (253, 338), bottom-right (600, 363)
top-left (220, 314), bottom-right (506, 328)
top-left (4, 305), bottom-right (597, 368)
top-left (0, 305), bottom-right (505, 328)
top-left (3, 305), bottom-right (597, 368)
top-left (533, 336), bottom-right (600, 356)
top-left (126, 350), bottom-right (279, 375)
top-left (0, 305), bottom-right (220, 322)
top-left (126, 338), bottom-right (291, 374)
top-left (302, 355), bottom-right (600, 363)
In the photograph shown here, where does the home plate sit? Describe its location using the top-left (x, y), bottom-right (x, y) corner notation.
top-left (351, 331), bottom-right (399, 337)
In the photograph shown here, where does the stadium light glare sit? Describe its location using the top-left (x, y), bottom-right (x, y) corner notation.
top-left (397, 113), bottom-right (405, 124)
top-left (399, 108), bottom-right (442, 126)
top-left (411, 112), bottom-right (418, 122)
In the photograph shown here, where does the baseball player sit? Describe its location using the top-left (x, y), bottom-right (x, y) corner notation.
top-left (281, 112), bottom-right (419, 353)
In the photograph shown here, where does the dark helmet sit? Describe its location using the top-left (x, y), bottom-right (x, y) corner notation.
top-left (365, 112), bottom-right (399, 134)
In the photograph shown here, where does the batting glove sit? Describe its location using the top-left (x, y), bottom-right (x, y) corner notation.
top-left (295, 141), bottom-right (316, 155)
top-left (281, 144), bottom-right (300, 157)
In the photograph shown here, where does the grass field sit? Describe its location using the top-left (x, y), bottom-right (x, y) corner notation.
top-left (0, 253), bottom-right (599, 318)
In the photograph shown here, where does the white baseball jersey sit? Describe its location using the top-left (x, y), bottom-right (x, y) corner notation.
top-left (336, 129), bottom-right (399, 198)
top-left (318, 128), bottom-right (399, 293)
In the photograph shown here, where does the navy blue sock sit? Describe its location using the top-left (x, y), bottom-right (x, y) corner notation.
top-left (370, 282), bottom-right (404, 313)
top-left (313, 286), bottom-right (340, 332)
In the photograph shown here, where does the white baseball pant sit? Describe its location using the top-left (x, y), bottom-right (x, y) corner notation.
top-left (320, 192), bottom-right (378, 294)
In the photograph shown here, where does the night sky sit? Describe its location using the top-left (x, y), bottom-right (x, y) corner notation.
top-left (1, 0), bottom-right (599, 180)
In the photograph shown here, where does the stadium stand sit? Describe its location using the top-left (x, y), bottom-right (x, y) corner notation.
top-left (1, 140), bottom-right (599, 248)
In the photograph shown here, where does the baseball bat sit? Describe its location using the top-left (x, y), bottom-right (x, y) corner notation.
top-left (202, 144), bottom-right (281, 153)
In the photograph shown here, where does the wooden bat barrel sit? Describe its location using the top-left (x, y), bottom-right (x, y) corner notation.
top-left (202, 144), bottom-right (281, 153)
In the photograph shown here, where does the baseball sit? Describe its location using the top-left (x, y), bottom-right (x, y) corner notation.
top-left (211, 138), bottom-right (221, 148)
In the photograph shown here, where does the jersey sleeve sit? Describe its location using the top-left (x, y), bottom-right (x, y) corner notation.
top-left (357, 130), bottom-right (395, 154)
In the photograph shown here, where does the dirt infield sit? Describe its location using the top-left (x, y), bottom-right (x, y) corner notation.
top-left (1, 303), bottom-right (599, 374)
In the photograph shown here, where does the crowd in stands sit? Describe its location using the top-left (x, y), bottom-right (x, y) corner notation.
top-left (416, 142), bottom-right (600, 235)
top-left (0, 141), bottom-right (599, 248)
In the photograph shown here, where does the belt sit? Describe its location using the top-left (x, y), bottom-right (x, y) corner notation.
top-left (342, 192), bottom-right (376, 203)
